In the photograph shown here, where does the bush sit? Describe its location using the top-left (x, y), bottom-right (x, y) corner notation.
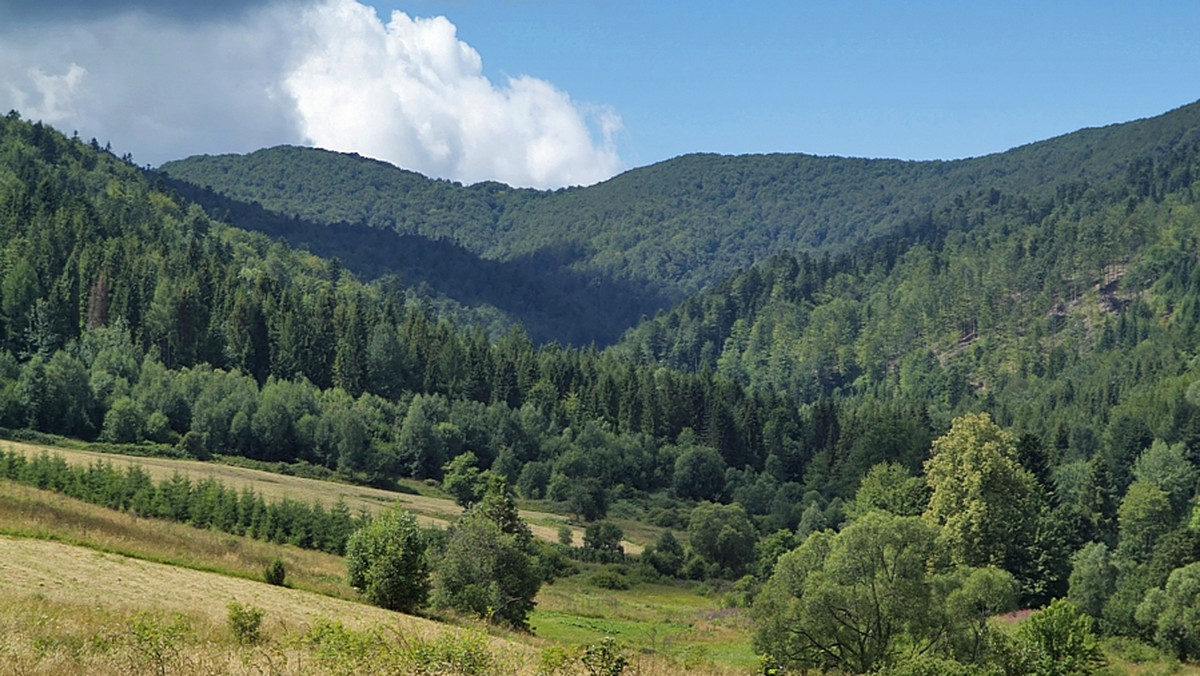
top-left (227, 601), bottom-right (265, 645)
top-left (1018, 598), bottom-right (1107, 675)
top-left (263, 557), bottom-right (286, 586)
top-left (581, 637), bottom-right (628, 676)
top-left (400, 630), bottom-right (495, 675)
top-left (345, 506), bottom-right (430, 613)
top-left (588, 569), bottom-right (631, 590)
top-left (127, 612), bottom-right (192, 675)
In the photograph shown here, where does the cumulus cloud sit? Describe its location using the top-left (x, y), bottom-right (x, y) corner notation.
top-left (285, 0), bottom-right (622, 188)
top-left (0, 8), bottom-right (303, 163)
top-left (0, 0), bottom-right (623, 188)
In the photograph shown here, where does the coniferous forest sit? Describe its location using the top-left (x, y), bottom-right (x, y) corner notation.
top-left (7, 98), bottom-right (1200, 672)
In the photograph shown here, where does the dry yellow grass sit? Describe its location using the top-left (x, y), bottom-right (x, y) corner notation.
top-left (0, 536), bottom-right (402, 631)
top-left (0, 440), bottom-right (644, 553)
top-left (0, 536), bottom-right (538, 675)
top-left (0, 474), bottom-right (747, 674)
top-left (0, 478), bottom-right (352, 598)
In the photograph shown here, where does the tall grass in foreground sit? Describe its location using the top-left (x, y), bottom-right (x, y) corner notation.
top-left (0, 477), bottom-right (352, 599)
top-left (0, 477), bottom-right (746, 674)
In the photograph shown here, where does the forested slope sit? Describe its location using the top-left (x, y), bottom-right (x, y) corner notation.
top-left (159, 176), bottom-right (667, 346)
top-left (618, 115), bottom-right (1200, 478)
top-left (0, 111), bottom-right (836, 530)
top-left (161, 99), bottom-right (1200, 336)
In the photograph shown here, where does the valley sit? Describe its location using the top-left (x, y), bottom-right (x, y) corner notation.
top-left (2, 98), bottom-right (1200, 673)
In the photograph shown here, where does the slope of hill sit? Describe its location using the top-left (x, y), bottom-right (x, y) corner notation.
top-left (157, 175), bottom-right (668, 346)
top-left (617, 118), bottom-right (1200, 463)
top-left (161, 100), bottom-right (1200, 320)
top-left (0, 111), bottom-right (826, 533)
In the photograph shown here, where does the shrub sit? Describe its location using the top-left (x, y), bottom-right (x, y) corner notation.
top-left (588, 569), bottom-right (631, 590)
top-left (401, 630), bottom-right (494, 675)
top-left (1018, 598), bottom-right (1106, 675)
top-left (264, 557), bottom-right (287, 586)
top-left (581, 637), bottom-right (628, 676)
top-left (345, 506), bottom-right (430, 613)
top-left (127, 612), bottom-right (192, 676)
top-left (227, 601), bottom-right (265, 645)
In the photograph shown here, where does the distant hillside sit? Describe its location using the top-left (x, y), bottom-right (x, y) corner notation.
top-left (162, 100), bottom-right (1200, 310)
top-left (157, 176), bottom-right (668, 346)
top-left (616, 121), bottom-right (1200, 456)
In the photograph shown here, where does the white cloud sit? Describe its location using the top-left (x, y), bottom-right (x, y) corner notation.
top-left (0, 0), bottom-right (623, 188)
top-left (10, 63), bottom-right (88, 124)
top-left (285, 0), bottom-right (623, 188)
top-left (0, 10), bottom-right (301, 164)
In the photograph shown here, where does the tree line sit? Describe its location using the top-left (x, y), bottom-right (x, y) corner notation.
top-left (0, 448), bottom-right (359, 553)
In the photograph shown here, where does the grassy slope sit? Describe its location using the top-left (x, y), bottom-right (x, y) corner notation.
top-left (0, 478), bottom-right (539, 675)
top-left (0, 440), bottom-right (645, 554)
top-left (1, 460), bottom-right (1189, 674)
top-left (0, 474), bottom-right (744, 674)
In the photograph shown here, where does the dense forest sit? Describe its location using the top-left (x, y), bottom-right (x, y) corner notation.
top-left (162, 100), bottom-right (1200, 346)
top-left (9, 97), bottom-right (1200, 672)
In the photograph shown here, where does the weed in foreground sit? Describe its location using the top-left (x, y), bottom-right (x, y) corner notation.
top-left (227, 601), bottom-right (265, 645)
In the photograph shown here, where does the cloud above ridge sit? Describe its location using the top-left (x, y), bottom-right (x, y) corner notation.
top-left (0, 0), bottom-right (623, 189)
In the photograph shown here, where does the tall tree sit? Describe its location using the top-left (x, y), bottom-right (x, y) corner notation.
top-left (923, 412), bottom-right (1039, 577)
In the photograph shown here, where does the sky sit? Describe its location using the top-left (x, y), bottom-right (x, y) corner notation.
top-left (1, 0), bottom-right (1198, 189)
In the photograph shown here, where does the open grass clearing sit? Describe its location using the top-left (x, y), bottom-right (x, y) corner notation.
top-left (531, 574), bottom-right (758, 671)
top-left (0, 536), bottom-right (538, 675)
top-left (0, 477), bottom-right (353, 599)
top-left (0, 439), bottom-right (644, 553)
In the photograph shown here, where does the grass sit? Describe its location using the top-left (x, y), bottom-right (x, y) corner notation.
top-left (0, 478), bottom-right (534, 674)
top-left (0, 439), bottom-right (645, 551)
top-left (0, 478), bottom-right (353, 599)
top-left (0, 474), bottom-right (750, 674)
top-left (531, 573), bottom-right (758, 672)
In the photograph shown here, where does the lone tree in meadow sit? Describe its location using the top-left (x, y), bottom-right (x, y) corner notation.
top-left (345, 505), bottom-right (430, 613)
top-left (432, 474), bottom-right (541, 628)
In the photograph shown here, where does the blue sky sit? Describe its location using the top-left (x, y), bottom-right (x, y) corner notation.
top-left (390, 1), bottom-right (1200, 165)
top-left (0, 0), bottom-right (1197, 187)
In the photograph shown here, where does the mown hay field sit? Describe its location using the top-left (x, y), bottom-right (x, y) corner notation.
top-left (0, 440), bottom-right (643, 553)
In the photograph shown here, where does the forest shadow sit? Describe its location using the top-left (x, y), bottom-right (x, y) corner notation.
top-left (157, 174), bottom-right (675, 347)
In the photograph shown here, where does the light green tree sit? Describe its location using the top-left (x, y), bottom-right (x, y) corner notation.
top-left (441, 452), bottom-right (489, 508)
top-left (1135, 561), bottom-right (1200, 660)
top-left (1132, 439), bottom-right (1197, 520)
top-left (1067, 542), bottom-right (1117, 620)
top-left (847, 461), bottom-right (928, 519)
top-left (945, 566), bottom-right (1021, 664)
top-left (923, 412), bottom-right (1038, 572)
top-left (753, 511), bottom-right (952, 674)
top-left (1017, 598), bottom-right (1106, 676)
top-left (345, 505), bottom-right (430, 613)
top-left (1116, 480), bottom-right (1173, 563)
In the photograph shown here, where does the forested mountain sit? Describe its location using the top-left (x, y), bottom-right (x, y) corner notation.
top-left (161, 100), bottom-right (1200, 347)
top-left (618, 111), bottom-right (1200, 477)
top-left (0, 110), bottom-right (833, 527)
top-left (158, 176), bottom-right (667, 346)
top-left (15, 99), bottom-right (1200, 673)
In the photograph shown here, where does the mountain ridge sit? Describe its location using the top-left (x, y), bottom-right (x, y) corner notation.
top-left (159, 98), bottom-right (1200, 346)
